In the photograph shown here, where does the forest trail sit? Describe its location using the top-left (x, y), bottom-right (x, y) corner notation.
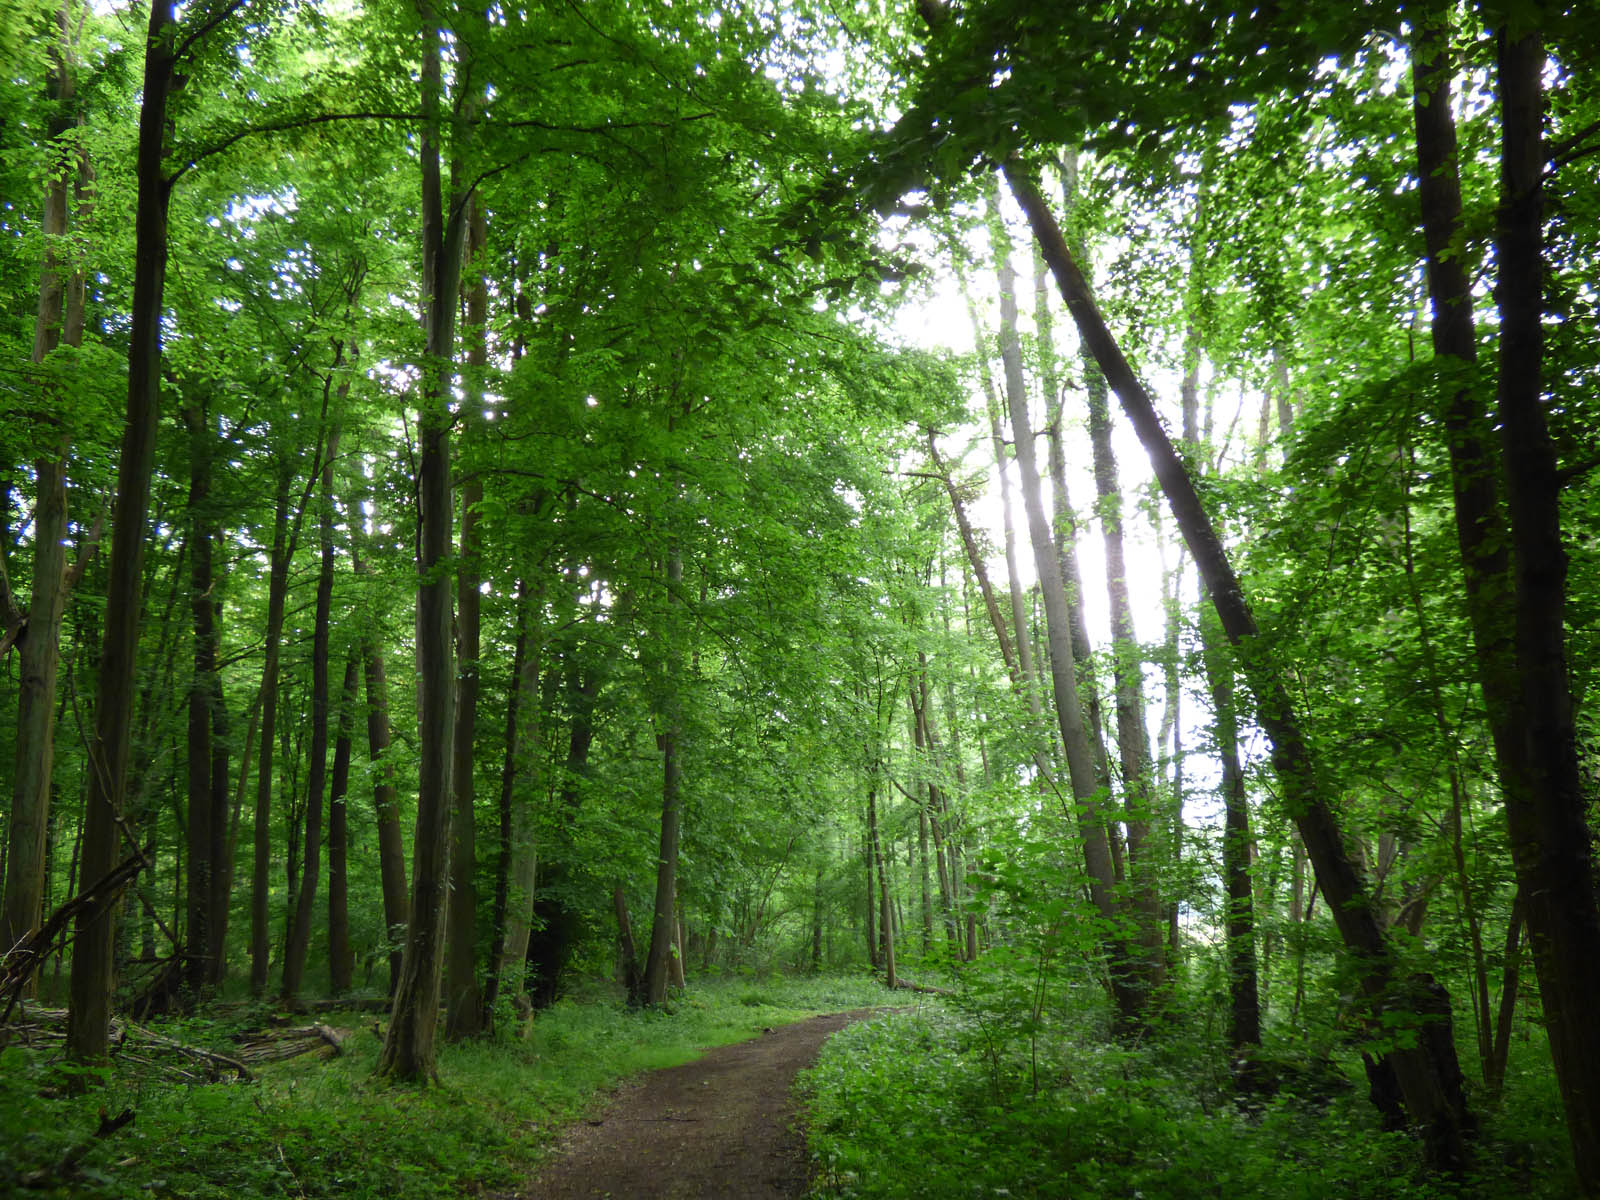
top-left (517, 1009), bottom-right (880, 1199)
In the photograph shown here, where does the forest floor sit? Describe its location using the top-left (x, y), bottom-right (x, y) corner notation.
top-left (517, 1008), bottom-right (882, 1200)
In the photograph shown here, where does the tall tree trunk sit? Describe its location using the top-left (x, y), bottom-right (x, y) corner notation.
top-left (379, 0), bottom-right (466, 1082)
top-left (209, 688), bottom-right (257, 988)
top-left (1490, 25), bottom-right (1600, 1191)
top-left (1010, 163), bottom-right (1471, 1170)
top-left (870, 782), bottom-right (895, 988)
top-left (988, 188), bottom-right (1138, 1022)
top-left (444, 199), bottom-right (490, 1040)
top-left (614, 883), bottom-right (644, 1007)
top-left (251, 472), bottom-right (291, 993)
top-left (65, 0), bottom-right (176, 1064)
top-left (1083, 310), bottom-right (1166, 997)
top-left (643, 549), bottom-right (686, 1006)
top-left (1408, 13), bottom-right (1600, 1181)
top-left (494, 581), bottom-right (547, 999)
top-left (363, 629), bottom-right (409, 995)
top-left (967, 292), bottom-right (1041, 703)
top-left (4, 5), bottom-right (81, 986)
top-left (483, 589), bottom-right (526, 1021)
top-left (181, 403), bottom-right (219, 995)
top-left (927, 432), bottom-right (1015, 673)
top-left (327, 655), bottom-right (358, 994)
top-left (1487, 897), bottom-right (1524, 1098)
top-left (1201, 615), bottom-right (1260, 1050)
top-left (283, 426), bottom-right (340, 1005)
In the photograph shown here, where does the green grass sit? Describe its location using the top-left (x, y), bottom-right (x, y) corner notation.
top-left (0, 971), bottom-right (890, 1199)
top-left (797, 1000), bottom-right (1580, 1200)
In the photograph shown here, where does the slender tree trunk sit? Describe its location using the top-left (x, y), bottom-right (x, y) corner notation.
top-left (251, 473), bottom-right (290, 993)
top-left (445, 198), bottom-right (490, 1040)
top-left (209, 689), bottom-right (257, 988)
top-left (864, 821), bottom-right (878, 971)
top-left (483, 586), bottom-right (528, 1021)
top-left (65, 0), bottom-right (175, 1064)
top-left (1487, 896), bottom-right (1524, 1098)
top-left (181, 403), bottom-right (219, 995)
top-left (614, 883), bottom-right (643, 1007)
top-left (4, 8), bottom-right (80, 982)
top-left (1083, 311), bottom-right (1166, 997)
top-left (989, 187), bottom-right (1137, 1021)
top-left (968, 292), bottom-right (1040, 703)
top-left (497, 581), bottom-right (544, 993)
top-left (870, 783), bottom-right (895, 989)
top-left (379, 0), bottom-right (466, 1081)
top-left (283, 426), bottom-right (340, 1005)
top-left (643, 549), bottom-right (685, 1006)
top-left (327, 655), bottom-right (358, 994)
top-left (364, 635), bottom-right (409, 995)
top-left (927, 432), bottom-right (1015, 673)
top-left (1011, 162), bottom-right (1471, 1169)
top-left (1201, 615), bottom-right (1260, 1049)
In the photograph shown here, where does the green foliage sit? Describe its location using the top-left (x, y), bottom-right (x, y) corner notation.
top-left (0, 974), bottom-right (890, 1199)
top-left (800, 1001), bottom-right (1579, 1200)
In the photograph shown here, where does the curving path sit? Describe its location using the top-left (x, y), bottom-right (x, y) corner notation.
top-left (520, 1009), bottom-right (878, 1200)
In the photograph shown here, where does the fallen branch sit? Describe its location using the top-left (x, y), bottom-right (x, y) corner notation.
top-left (1, 848), bottom-right (149, 1024)
top-left (887, 976), bottom-right (954, 997)
top-left (1, 1006), bottom-right (252, 1082)
top-left (235, 1023), bottom-right (349, 1064)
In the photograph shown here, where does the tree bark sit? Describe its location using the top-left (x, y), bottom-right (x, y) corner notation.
top-left (181, 402), bottom-right (220, 995)
top-left (364, 634), bottom-right (409, 994)
top-left (283, 425), bottom-right (340, 1005)
top-left (444, 198), bottom-right (490, 1040)
top-left (4, 6), bottom-right (81, 986)
top-left (1082, 284), bottom-right (1166, 997)
top-left (65, 0), bottom-right (175, 1064)
top-left (989, 187), bottom-right (1138, 1020)
top-left (378, 0), bottom-right (466, 1082)
top-left (1490, 25), bottom-right (1600, 1191)
top-left (495, 580), bottom-right (545, 996)
top-left (327, 655), bottom-right (359, 994)
top-left (643, 549), bottom-right (686, 1006)
top-left (870, 783), bottom-right (895, 989)
top-left (251, 465), bottom-right (300, 993)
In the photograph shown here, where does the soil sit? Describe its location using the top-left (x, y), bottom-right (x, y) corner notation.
top-left (518, 1008), bottom-right (880, 1200)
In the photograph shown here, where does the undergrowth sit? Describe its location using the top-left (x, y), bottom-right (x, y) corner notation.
top-left (797, 996), bottom-right (1577, 1200)
top-left (0, 971), bottom-right (888, 1199)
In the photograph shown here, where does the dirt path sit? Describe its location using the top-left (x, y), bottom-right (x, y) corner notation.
top-left (519, 1009), bottom-right (878, 1200)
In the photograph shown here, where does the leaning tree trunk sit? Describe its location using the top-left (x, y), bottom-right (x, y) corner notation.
top-left (1008, 162), bottom-right (1471, 1171)
top-left (66, 0), bottom-right (176, 1064)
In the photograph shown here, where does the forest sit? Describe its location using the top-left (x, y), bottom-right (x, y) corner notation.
top-left (1, 0), bottom-right (1597, 1196)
